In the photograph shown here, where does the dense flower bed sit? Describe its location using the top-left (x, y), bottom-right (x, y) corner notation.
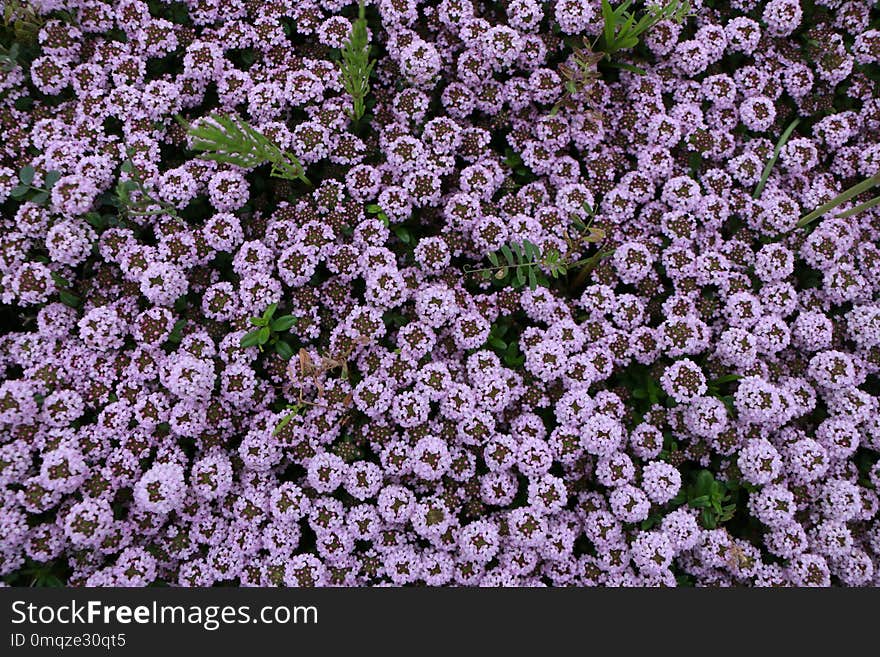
top-left (1, 0), bottom-right (879, 587)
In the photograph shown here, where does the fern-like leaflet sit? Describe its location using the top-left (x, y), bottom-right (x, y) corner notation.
top-left (467, 218), bottom-right (613, 291)
top-left (467, 240), bottom-right (567, 291)
top-left (178, 113), bottom-right (311, 186)
top-left (339, 0), bottom-right (375, 124)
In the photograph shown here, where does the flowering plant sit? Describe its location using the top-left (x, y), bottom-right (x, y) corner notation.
top-left (0, 0), bottom-right (879, 589)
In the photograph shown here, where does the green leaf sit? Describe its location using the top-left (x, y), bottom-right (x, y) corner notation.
top-left (249, 316), bottom-right (266, 327)
top-left (602, 0), bottom-right (616, 45)
top-left (50, 272), bottom-right (70, 288)
top-left (10, 184), bottom-right (28, 198)
top-left (609, 61), bottom-right (647, 75)
top-left (527, 266), bottom-right (538, 290)
top-left (272, 409), bottom-right (298, 436)
top-left (488, 336), bottom-right (507, 350)
top-left (18, 165), bottom-right (35, 185)
top-left (59, 290), bottom-right (81, 308)
top-left (274, 340), bottom-right (294, 360)
top-left (31, 191), bottom-right (49, 205)
top-left (271, 315), bottom-right (297, 332)
top-left (44, 171), bottom-right (61, 189)
top-left (262, 303), bottom-right (278, 321)
top-left (273, 411), bottom-right (293, 434)
top-left (690, 495), bottom-right (710, 508)
top-left (696, 470), bottom-right (714, 491)
top-left (84, 212), bottom-right (105, 229)
top-left (240, 330), bottom-right (263, 348)
top-left (701, 508), bottom-right (716, 529)
top-left (710, 374), bottom-right (743, 386)
top-left (167, 319), bottom-right (186, 344)
top-left (500, 244), bottom-right (515, 266)
top-left (257, 326), bottom-right (271, 344)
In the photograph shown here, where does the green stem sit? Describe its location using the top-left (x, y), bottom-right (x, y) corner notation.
top-left (753, 117), bottom-right (800, 199)
top-left (834, 194), bottom-right (880, 220)
top-left (570, 250), bottom-right (612, 289)
top-left (466, 262), bottom-right (540, 275)
top-left (797, 173), bottom-right (880, 228)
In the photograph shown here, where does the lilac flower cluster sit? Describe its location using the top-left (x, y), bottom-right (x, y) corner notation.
top-left (0, 1), bottom-right (879, 588)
